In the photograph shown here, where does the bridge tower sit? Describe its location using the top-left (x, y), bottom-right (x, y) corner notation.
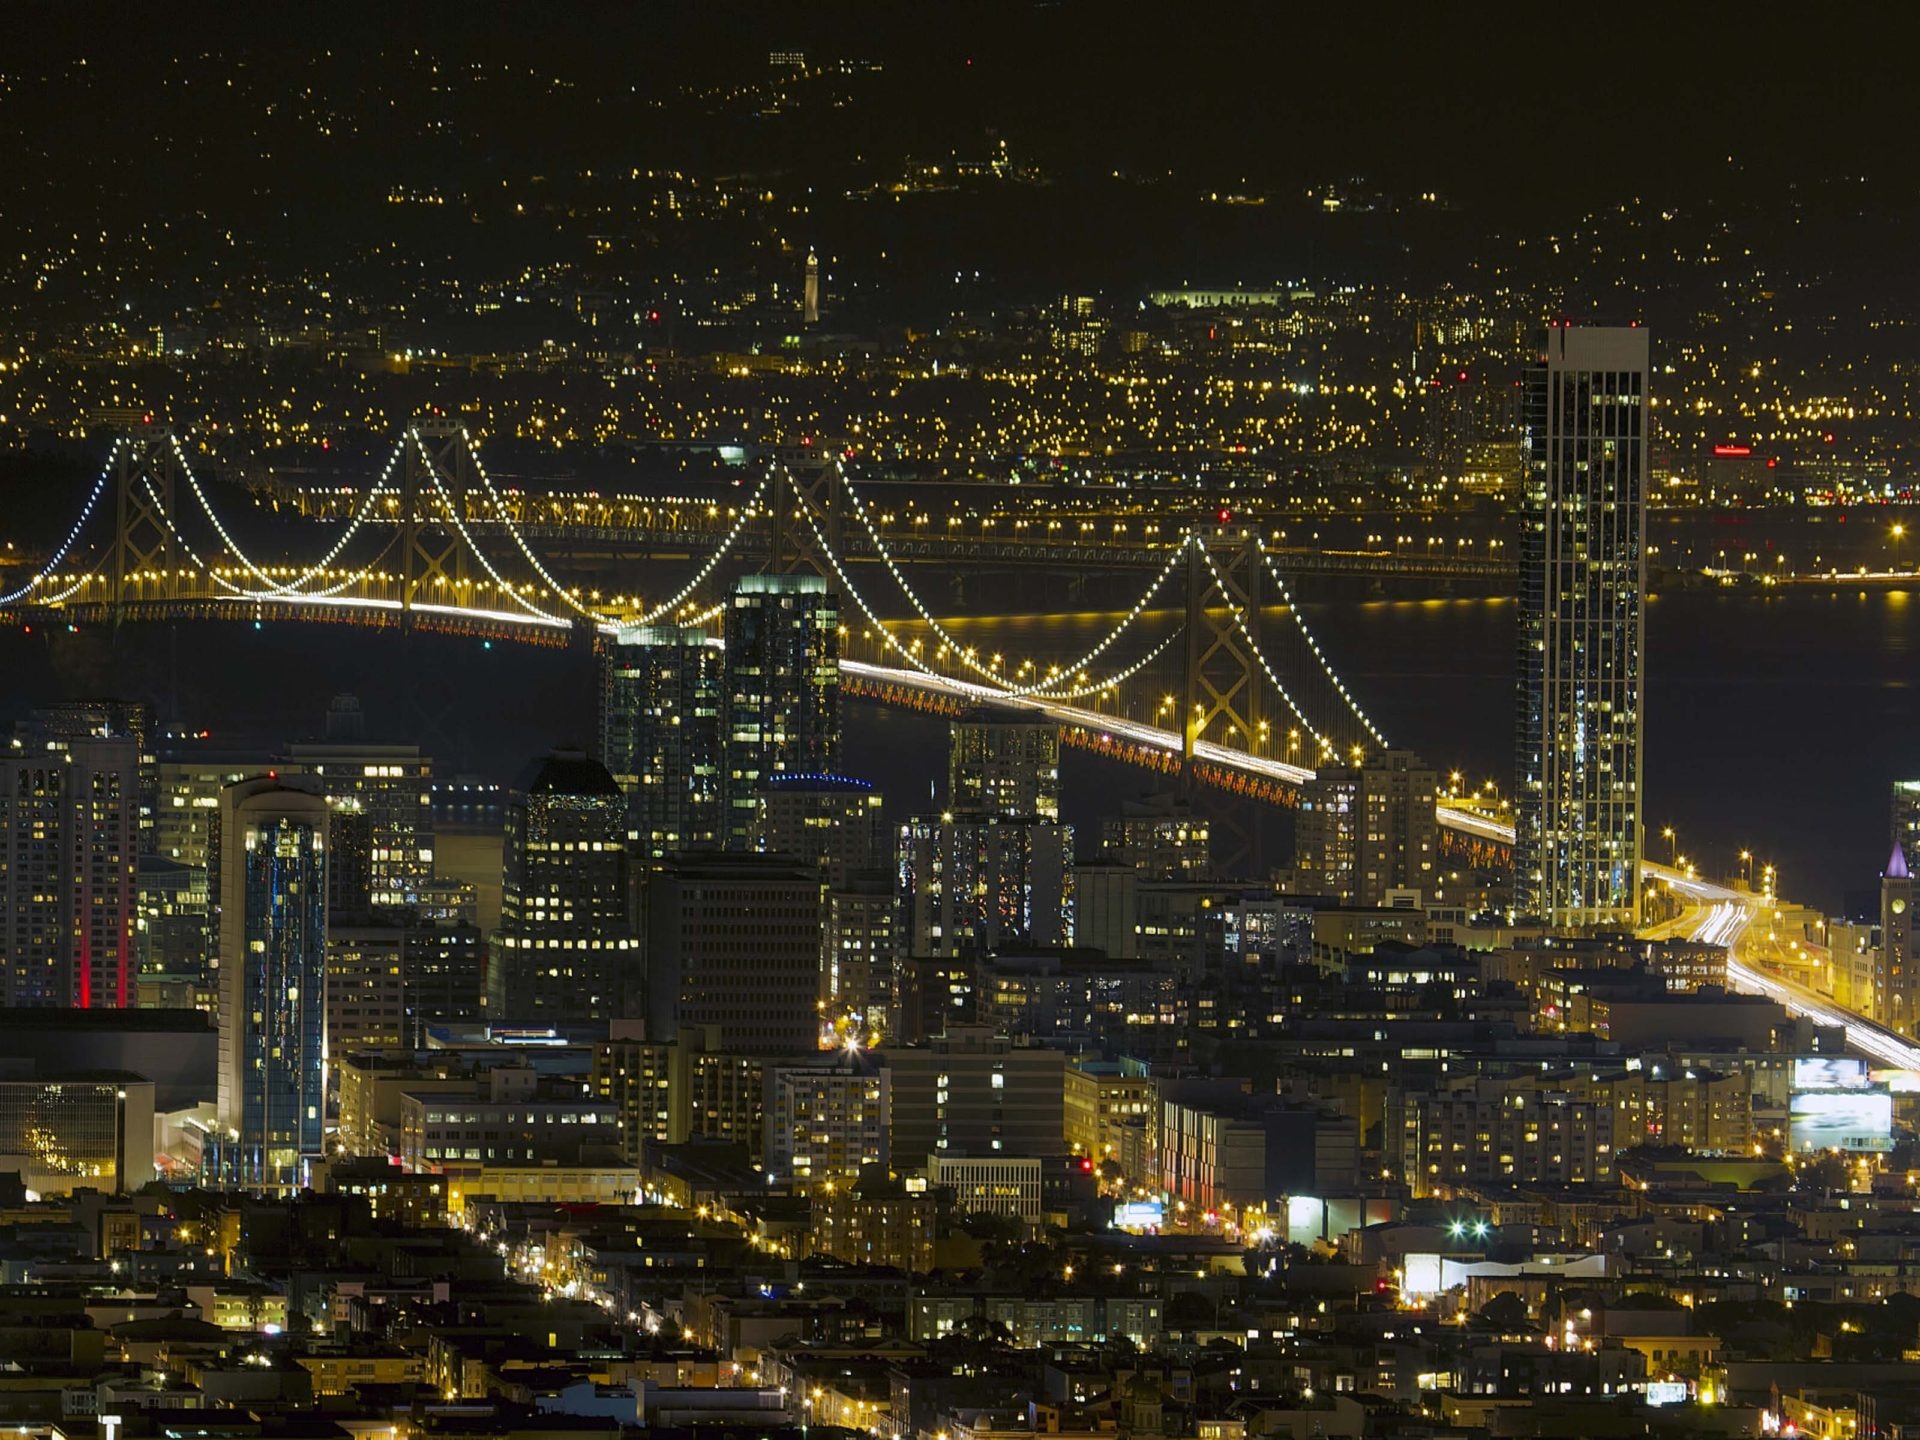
top-left (398, 419), bottom-right (476, 634)
top-left (766, 451), bottom-right (844, 578)
top-left (110, 426), bottom-right (185, 625)
top-left (1182, 529), bottom-right (1265, 766)
top-left (1183, 529), bottom-right (1269, 875)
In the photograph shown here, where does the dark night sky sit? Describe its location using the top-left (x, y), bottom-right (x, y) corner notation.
top-left (10, 3), bottom-right (1917, 214)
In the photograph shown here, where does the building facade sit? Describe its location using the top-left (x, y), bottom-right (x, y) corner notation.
top-left (1513, 325), bottom-right (1650, 930)
top-left (282, 743), bottom-right (435, 909)
top-left (1294, 750), bottom-right (1437, 907)
top-left (948, 710), bottom-right (1060, 820)
top-left (754, 773), bottom-right (887, 887)
top-left (883, 1027), bottom-right (1065, 1168)
top-left (1101, 794), bottom-right (1210, 881)
top-left (601, 625), bottom-right (726, 860)
top-left (491, 749), bottom-right (638, 1023)
top-left (898, 813), bottom-right (1073, 958)
top-left (762, 1055), bottom-right (890, 1187)
top-left (722, 575), bottom-right (841, 848)
top-left (1, 729), bottom-right (140, 1008)
top-left (645, 853), bottom-right (823, 1054)
top-left (216, 777), bottom-right (329, 1193)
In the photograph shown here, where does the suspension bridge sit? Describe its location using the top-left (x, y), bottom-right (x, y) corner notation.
top-left (0, 421), bottom-right (1514, 855)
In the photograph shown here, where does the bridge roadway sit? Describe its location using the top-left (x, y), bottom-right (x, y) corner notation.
top-left (1654, 872), bottom-right (1920, 1070)
top-left (845, 656), bottom-right (1517, 838)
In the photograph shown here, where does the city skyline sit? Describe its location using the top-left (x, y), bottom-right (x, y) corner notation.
top-left (1, 7), bottom-right (1919, 1433)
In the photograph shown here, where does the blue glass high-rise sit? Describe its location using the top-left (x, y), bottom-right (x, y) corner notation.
top-left (216, 777), bottom-right (328, 1193)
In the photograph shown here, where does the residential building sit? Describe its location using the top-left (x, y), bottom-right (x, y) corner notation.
top-left (1101, 793), bottom-right (1209, 881)
top-left (754, 773), bottom-right (887, 886)
top-left (723, 574), bottom-right (840, 848)
top-left (948, 709), bottom-right (1059, 820)
top-left (898, 813), bottom-right (1073, 958)
top-left (601, 625), bottom-right (725, 860)
top-left (281, 742), bottom-right (435, 909)
top-left (762, 1053), bottom-right (890, 1187)
top-left (1293, 750), bottom-right (1436, 907)
top-left (1513, 325), bottom-right (1650, 929)
top-left (1, 726), bottom-right (139, 1008)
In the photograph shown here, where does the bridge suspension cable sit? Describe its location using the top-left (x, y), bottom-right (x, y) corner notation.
top-left (1257, 538), bottom-right (1390, 748)
top-left (828, 462), bottom-right (1189, 699)
top-left (460, 432), bottom-right (617, 622)
top-left (407, 430), bottom-right (570, 624)
top-left (625, 470), bottom-right (770, 626)
top-left (0, 439), bottom-right (119, 604)
top-left (168, 433), bottom-right (405, 600)
top-left (786, 467), bottom-right (1183, 702)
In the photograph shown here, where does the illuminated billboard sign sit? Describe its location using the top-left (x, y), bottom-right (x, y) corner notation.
top-left (1789, 1087), bottom-right (1894, 1153)
top-left (1111, 1201), bottom-right (1165, 1231)
top-left (1793, 1057), bottom-right (1870, 1091)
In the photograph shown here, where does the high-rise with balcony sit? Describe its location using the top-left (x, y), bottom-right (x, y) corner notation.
top-left (601, 625), bottom-right (726, 860)
top-left (1, 721), bottom-right (140, 1008)
top-left (1513, 326), bottom-right (1650, 930)
top-left (723, 574), bottom-right (840, 848)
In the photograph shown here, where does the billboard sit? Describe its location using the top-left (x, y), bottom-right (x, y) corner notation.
top-left (1789, 1087), bottom-right (1894, 1153)
top-left (1793, 1057), bottom-right (1870, 1091)
top-left (1111, 1201), bottom-right (1164, 1232)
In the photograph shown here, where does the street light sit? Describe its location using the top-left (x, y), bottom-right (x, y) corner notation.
top-left (1662, 825), bottom-right (1676, 865)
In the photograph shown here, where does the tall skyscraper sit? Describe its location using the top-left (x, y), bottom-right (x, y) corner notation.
top-left (491, 749), bottom-right (638, 1023)
top-left (282, 742), bottom-right (435, 908)
top-left (948, 709), bottom-right (1060, 820)
top-left (804, 250), bottom-right (820, 325)
top-left (1513, 325), bottom-right (1650, 930)
top-left (823, 872), bottom-right (897, 1038)
top-left (1, 724), bottom-right (140, 1008)
top-left (645, 852), bottom-right (823, 1054)
top-left (1293, 750), bottom-right (1437, 906)
top-left (723, 574), bottom-right (841, 847)
top-left (602, 625), bottom-right (726, 860)
top-left (215, 777), bottom-right (328, 1193)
